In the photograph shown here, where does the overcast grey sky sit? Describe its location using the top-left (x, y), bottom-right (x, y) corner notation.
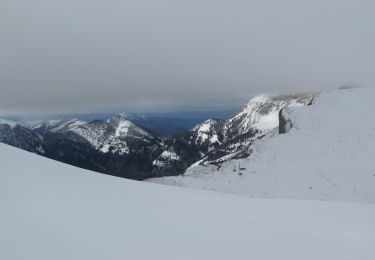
top-left (1, 0), bottom-right (375, 115)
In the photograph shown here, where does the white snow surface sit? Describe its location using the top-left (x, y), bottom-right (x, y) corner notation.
top-left (159, 150), bottom-right (180, 160)
top-left (113, 118), bottom-right (149, 138)
top-left (192, 119), bottom-right (221, 145)
top-left (153, 150), bottom-right (180, 167)
top-left (1, 143), bottom-right (375, 260)
top-left (192, 119), bottom-right (215, 132)
top-left (149, 87), bottom-right (375, 203)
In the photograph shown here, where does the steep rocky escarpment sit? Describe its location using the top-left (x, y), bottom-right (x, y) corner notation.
top-left (279, 108), bottom-right (294, 134)
top-left (279, 96), bottom-right (315, 134)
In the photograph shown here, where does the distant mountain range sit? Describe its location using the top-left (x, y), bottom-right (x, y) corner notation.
top-left (0, 94), bottom-right (314, 180)
top-left (3, 110), bottom-right (236, 134)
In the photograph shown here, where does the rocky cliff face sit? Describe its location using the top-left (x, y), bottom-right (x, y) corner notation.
top-left (279, 109), bottom-right (293, 134)
top-left (0, 93), bottom-right (315, 180)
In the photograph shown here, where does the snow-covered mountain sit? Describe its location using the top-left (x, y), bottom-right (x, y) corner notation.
top-left (149, 87), bottom-right (375, 203)
top-left (0, 93), bottom-right (314, 179)
top-left (190, 119), bottom-right (224, 146)
top-left (41, 116), bottom-right (165, 179)
top-left (1, 116), bottom-right (163, 179)
top-left (1, 142), bottom-right (374, 260)
top-left (50, 116), bottom-right (156, 155)
top-left (183, 93), bottom-right (314, 165)
top-left (0, 119), bottom-right (44, 154)
top-left (224, 93), bottom-right (313, 138)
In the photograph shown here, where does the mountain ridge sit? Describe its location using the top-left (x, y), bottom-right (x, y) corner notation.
top-left (0, 93), bottom-right (314, 180)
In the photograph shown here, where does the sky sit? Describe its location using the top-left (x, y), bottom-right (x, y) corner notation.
top-left (1, 0), bottom-right (375, 115)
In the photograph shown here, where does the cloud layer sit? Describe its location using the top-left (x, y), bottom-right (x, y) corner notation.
top-left (1, 0), bottom-right (375, 115)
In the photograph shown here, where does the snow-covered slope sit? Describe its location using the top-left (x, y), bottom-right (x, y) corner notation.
top-left (0, 143), bottom-right (374, 260)
top-left (191, 119), bottom-right (223, 145)
top-left (149, 87), bottom-right (375, 203)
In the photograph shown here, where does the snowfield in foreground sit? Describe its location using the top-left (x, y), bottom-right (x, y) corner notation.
top-left (1, 143), bottom-right (375, 260)
top-left (149, 87), bottom-right (375, 203)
